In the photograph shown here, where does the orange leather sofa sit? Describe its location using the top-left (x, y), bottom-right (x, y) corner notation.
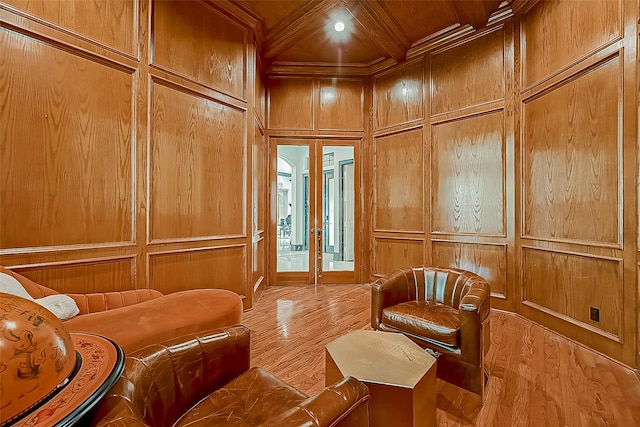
top-left (91, 325), bottom-right (370, 427)
top-left (371, 266), bottom-right (491, 399)
top-left (0, 266), bottom-right (243, 354)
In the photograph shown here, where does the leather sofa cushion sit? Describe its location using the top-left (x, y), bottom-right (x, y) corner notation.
top-left (382, 300), bottom-right (460, 348)
top-left (174, 367), bottom-right (307, 426)
top-left (64, 289), bottom-right (242, 354)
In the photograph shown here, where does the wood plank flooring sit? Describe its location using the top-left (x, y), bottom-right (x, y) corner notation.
top-left (242, 284), bottom-right (640, 426)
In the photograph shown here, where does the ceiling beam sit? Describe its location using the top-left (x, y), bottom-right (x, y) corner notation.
top-left (342, 0), bottom-right (409, 62)
top-left (450, 0), bottom-right (502, 30)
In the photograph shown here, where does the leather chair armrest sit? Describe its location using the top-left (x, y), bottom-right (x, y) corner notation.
top-left (459, 281), bottom-right (491, 366)
top-left (371, 268), bottom-right (416, 329)
top-left (66, 289), bottom-right (164, 315)
top-left (262, 376), bottom-right (370, 427)
top-left (91, 326), bottom-right (251, 427)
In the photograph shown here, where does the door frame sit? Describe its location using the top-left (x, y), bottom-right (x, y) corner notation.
top-left (269, 137), bottom-right (361, 285)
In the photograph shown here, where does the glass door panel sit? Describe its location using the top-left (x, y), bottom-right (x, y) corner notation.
top-left (276, 145), bottom-right (310, 274)
top-left (321, 146), bottom-right (354, 273)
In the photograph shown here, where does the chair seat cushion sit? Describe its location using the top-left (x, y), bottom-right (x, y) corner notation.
top-left (174, 367), bottom-right (308, 426)
top-left (382, 301), bottom-right (460, 348)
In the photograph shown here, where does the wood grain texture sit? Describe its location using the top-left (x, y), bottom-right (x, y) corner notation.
top-left (431, 111), bottom-right (504, 235)
top-left (153, 0), bottom-right (246, 98)
top-left (431, 28), bottom-right (505, 115)
top-left (253, 237), bottom-right (265, 288)
top-left (268, 76), bottom-right (314, 129)
top-left (318, 78), bottom-right (364, 131)
top-left (14, 258), bottom-right (135, 294)
top-left (149, 81), bottom-right (244, 241)
top-left (148, 246), bottom-right (245, 296)
top-left (243, 284), bottom-right (640, 426)
top-left (379, 0), bottom-right (458, 46)
top-left (373, 59), bottom-right (423, 129)
top-left (372, 238), bottom-right (424, 276)
top-left (373, 128), bottom-right (424, 232)
top-left (522, 56), bottom-right (620, 245)
top-left (4, 0), bottom-right (136, 54)
top-left (432, 240), bottom-right (507, 299)
top-left (521, 0), bottom-right (622, 88)
top-left (522, 247), bottom-right (622, 339)
top-left (0, 28), bottom-right (133, 249)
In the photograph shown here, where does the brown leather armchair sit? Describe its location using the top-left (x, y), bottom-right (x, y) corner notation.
top-left (371, 267), bottom-right (490, 400)
top-left (91, 325), bottom-right (370, 427)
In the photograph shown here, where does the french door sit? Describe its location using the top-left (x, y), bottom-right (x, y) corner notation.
top-left (270, 138), bottom-right (360, 285)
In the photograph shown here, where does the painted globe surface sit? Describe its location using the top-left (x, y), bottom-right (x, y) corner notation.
top-left (0, 293), bottom-right (76, 425)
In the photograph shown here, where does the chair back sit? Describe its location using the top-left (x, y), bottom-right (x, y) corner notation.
top-left (95, 326), bottom-right (250, 427)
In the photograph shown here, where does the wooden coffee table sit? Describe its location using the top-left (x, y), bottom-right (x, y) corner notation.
top-left (325, 330), bottom-right (436, 427)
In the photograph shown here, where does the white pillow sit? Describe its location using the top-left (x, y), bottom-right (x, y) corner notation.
top-left (0, 272), bottom-right (34, 300)
top-left (0, 272), bottom-right (79, 320)
top-left (35, 295), bottom-right (80, 321)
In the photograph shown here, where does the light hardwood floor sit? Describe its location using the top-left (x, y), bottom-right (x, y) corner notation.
top-left (242, 284), bottom-right (640, 426)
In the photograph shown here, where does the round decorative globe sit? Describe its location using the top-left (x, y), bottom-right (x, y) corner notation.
top-left (0, 293), bottom-right (77, 425)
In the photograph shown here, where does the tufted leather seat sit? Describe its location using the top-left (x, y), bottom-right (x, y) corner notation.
top-left (91, 325), bottom-right (370, 427)
top-left (371, 266), bottom-right (491, 400)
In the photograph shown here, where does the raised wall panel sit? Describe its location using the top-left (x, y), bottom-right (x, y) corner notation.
top-left (431, 111), bottom-right (504, 235)
top-left (4, 0), bottom-right (136, 54)
top-left (14, 258), bottom-right (136, 294)
top-left (149, 81), bottom-right (244, 241)
top-left (432, 241), bottom-right (507, 299)
top-left (374, 128), bottom-right (424, 232)
top-left (373, 60), bottom-right (423, 129)
top-left (431, 29), bottom-right (505, 115)
top-left (256, 69), bottom-right (266, 124)
top-left (521, 0), bottom-right (622, 88)
top-left (253, 238), bottom-right (265, 285)
top-left (373, 238), bottom-right (424, 275)
top-left (318, 78), bottom-right (364, 131)
top-left (522, 247), bottom-right (622, 340)
top-left (0, 29), bottom-right (134, 249)
top-left (149, 246), bottom-right (245, 296)
top-left (153, 0), bottom-right (245, 98)
top-left (268, 77), bottom-right (314, 130)
top-left (522, 56), bottom-right (620, 245)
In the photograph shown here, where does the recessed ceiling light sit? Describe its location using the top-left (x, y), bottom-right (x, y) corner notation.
top-left (334, 21), bottom-right (345, 32)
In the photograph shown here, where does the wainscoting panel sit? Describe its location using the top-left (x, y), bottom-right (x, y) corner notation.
top-left (373, 59), bottom-right (423, 130)
top-left (373, 127), bottom-right (424, 233)
top-left (0, 28), bottom-right (134, 250)
top-left (522, 247), bottom-right (622, 340)
top-left (152, 0), bottom-right (246, 98)
top-left (431, 28), bottom-right (505, 115)
top-left (268, 76), bottom-right (314, 130)
top-left (522, 55), bottom-right (621, 246)
top-left (3, 0), bottom-right (137, 55)
top-left (148, 246), bottom-right (246, 297)
top-left (13, 257), bottom-right (136, 294)
top-left (373, 237), bottom-right (424, 276)
top-left (149, 80), bottom-right (245, 242)
top-left (432, 240), bottom-right (507, 299)
top-left (521, 0), bottom-right (622, 88)
top-left (318, 78), bottom-right (363, 131)
top-left (431, 111), bottom-right (504, 236)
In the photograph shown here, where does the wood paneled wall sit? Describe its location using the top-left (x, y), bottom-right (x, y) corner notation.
top-left (0, 0), bottom-right (261, 309)
top-left (517, 0), bottom-right (635, 366)
top-left (369, 0), bottom-right (637, 366)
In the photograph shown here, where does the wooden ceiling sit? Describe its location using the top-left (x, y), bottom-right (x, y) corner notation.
top-left (229, 0), bottom-right (531, 72)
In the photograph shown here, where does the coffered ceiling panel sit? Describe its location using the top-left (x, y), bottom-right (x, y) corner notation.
top-left (273, 24), bottom-right (387, 65)
top-left (230, 0), bottom-right (532, 71)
